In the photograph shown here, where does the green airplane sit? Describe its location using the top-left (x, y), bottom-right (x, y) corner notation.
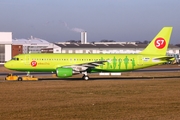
top-left (4, 27), bottom-right (173, 80)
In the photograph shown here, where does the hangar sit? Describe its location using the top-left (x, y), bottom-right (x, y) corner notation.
top-left (0, 32), bottom-right (180, 64)
top-left (0, 33), bottom-right (53, 64)
top-left (42, 42), bottom-right (180, 54)
top-left (41, 42), bottom-right (180, 63)
top-left (0, 32), bottom-right (12, 64)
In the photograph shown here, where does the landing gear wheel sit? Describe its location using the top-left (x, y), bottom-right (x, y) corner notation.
top-left (82, 75), bottom-right (89, 81)
top-left (18, 77), bottom-right (23, 81)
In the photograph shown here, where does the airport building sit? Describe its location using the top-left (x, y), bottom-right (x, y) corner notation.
top-left (0, 33), bottom-right (54, 64)
top-left (0, 32), bottom-right (12, 64)
top-left (43, 42), bottom-right (179, 54)
top-left (0, 32), bottom-right (180, 64)
top-left (41, 42), bottom-right (180, 63)
top-left (12, 36), bottom-right (53, 54)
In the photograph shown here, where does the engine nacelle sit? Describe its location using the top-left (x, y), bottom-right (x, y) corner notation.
top-left (56, 67), bottom-right (73, 78)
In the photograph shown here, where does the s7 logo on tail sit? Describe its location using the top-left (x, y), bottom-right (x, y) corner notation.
top-left (154, 37), bottom-right (166, 49)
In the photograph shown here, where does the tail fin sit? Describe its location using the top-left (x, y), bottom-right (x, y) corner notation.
top-left (140, 27), bottom-right (173, 55)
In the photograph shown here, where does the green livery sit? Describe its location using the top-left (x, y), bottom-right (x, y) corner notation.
top-left (4, 27), bottom-right (174, 80)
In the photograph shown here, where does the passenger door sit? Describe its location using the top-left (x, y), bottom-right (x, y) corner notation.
top-left (24, 54), bottom-right (30, 65)
top-left (137, 55), bottom-right (143, 66)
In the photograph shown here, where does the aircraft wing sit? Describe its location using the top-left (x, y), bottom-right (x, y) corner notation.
top-left (62, 60), bottom-right (108, 72)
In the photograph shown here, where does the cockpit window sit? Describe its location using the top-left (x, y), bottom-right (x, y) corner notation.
top-left (12, 58), bottom-right (19, 61)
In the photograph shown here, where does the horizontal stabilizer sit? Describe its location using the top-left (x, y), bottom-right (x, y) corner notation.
top-left (153, 56), bottom-right (175, 61)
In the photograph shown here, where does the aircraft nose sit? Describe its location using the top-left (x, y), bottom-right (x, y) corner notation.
top-left (4, 62), bottom-right (11, 69)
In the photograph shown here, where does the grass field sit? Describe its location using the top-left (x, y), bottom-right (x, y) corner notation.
top-left (0, 78), bottom-right (180, 120)
top-left (0, 64), bottom-right (180, 119)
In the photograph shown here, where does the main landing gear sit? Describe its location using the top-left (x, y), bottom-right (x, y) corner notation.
top-left (82, 75), bottom-right (89, 80)
top-left (82, 71), bottom-right (89, 80)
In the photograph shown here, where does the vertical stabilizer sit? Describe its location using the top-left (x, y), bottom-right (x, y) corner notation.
top-left (140, 27), bottom-right (173, 55)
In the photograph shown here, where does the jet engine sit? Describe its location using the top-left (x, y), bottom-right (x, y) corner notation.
top-left (56, 67), bottom-right (73, 78)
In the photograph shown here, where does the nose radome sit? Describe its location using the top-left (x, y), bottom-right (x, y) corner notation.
top-left (4, 62), bottom-right (10, 69)
top-left (4, 62), bottom-right (8, 68)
